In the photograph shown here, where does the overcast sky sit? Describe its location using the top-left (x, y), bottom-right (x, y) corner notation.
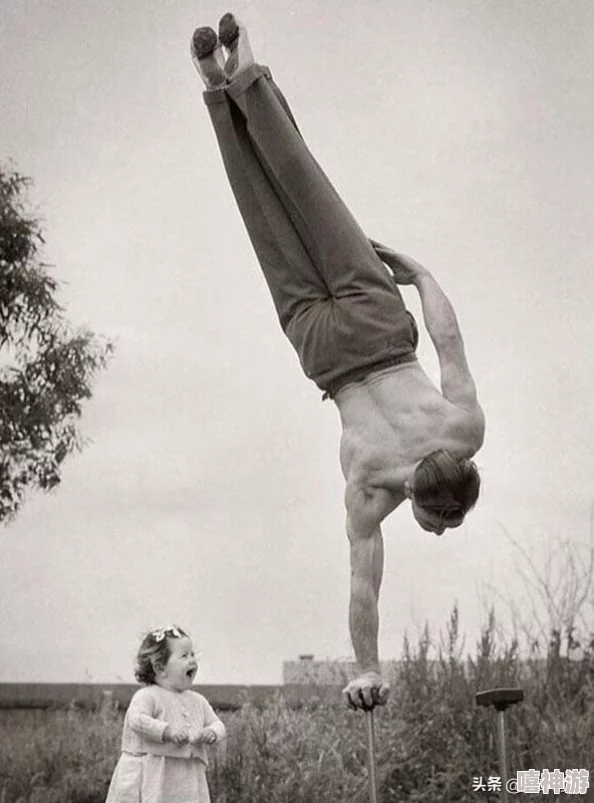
top-left (1, 0), bottom-right (592, 685)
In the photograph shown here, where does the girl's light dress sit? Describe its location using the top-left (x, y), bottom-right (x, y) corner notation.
top-left (105, 685), bottom-right (225, 803)
top-left (106, 753), bottom-right (211, 803)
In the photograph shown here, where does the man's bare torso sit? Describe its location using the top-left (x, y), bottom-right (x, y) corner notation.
top-left (335, 361), bottom-right (484, 525)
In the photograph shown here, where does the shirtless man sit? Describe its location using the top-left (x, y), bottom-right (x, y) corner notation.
top-left (191, 14), bottom-right (485, 710)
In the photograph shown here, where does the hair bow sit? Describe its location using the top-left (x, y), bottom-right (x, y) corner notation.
top-left (151, 625), bottom-right (182, 642)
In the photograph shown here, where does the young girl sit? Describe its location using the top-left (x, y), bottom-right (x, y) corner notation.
top-left (105, 625), bottom-right (226, 803)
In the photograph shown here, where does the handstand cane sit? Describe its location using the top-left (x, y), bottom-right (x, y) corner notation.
top-left (476, 687), bottom-right (524, 802)
top-left (364, 708), bottom-right (379, 803)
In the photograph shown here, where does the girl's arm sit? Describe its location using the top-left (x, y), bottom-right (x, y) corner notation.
top-left (126, 690), bottom-right (169, 742)
top-left (199, 697), bottom-right (226, 742)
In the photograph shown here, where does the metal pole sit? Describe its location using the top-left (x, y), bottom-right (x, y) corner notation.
top-left (364, 709), bottom-right (379, 803)
top-left (497, 709), bottom-right (509, 803)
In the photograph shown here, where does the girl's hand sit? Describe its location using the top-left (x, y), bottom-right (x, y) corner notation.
top-left (370, 240), bottom-right (429, 285)
top-left (197, 727), bottom-right (217, 744)
top-left (172, 727), bottom-right (190, 744)
top-left (164, 725), bottom-right (190, 744)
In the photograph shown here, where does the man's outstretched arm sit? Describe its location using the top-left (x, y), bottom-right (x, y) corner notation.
top-left (342, 485), bottom-right (392, 710)
top-left (348, 528), bottom-right (382, 666)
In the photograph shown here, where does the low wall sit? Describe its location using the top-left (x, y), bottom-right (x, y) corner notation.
top-left (0, 682), bottom-right (343, 711)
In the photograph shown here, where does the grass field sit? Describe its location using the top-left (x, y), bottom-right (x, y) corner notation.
top-left (1, 607), bottom-right (592, 803)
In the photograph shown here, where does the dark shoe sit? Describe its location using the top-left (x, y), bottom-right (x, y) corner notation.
top-left (190, 27), bottom-right (226, 88)
top-left (217, 13), bottom-right (254, 79)
top-left (192, 26), bottom-right (218, 59)
top-left (218, 13), bottom-right (240, 49)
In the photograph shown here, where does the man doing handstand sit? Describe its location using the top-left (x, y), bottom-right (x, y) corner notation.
top-left (190, 14), bottom-right (485, 711)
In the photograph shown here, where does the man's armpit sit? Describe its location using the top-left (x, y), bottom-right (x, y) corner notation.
top-left (346, 485), bottom-right (399, 539)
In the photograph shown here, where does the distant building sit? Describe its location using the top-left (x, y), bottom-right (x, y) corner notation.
top-left (282, 654), bottom-right (400, 685)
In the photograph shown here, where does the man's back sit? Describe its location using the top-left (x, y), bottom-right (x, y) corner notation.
top-left (336, 360), bottom-right (485, 519)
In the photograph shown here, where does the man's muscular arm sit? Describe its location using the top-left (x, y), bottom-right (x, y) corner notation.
top-left (414, 271), bottom-right (479, 411)
top-left (342, 482), bottom-right (392, 710)
top-left (371, 242), bottom-right (482, 415)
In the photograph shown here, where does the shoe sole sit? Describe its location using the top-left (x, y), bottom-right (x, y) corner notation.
top-left (218, 13), bottom-right (239, 48)
top-left (192, 27), bottom-right (218, 59)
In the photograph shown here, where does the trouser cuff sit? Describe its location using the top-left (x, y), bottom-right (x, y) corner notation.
top-left (202, 64), bottom-right (271, 105)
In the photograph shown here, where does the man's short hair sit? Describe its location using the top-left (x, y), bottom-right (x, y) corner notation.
top-left (413, 449), bottom-right (480, 518)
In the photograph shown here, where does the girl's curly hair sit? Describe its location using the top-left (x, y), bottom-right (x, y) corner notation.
top-left (134, 625), bottom-right (188, 685)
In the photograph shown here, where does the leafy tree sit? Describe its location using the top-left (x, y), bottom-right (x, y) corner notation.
top-left (0, 163), bottom-right (113, 522)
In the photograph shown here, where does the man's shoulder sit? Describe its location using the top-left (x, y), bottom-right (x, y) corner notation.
top-left (344, 444), bottom-right (408, 523)
top-left (447, 401), bottom-right (485, 455)
top-left (345, 477), bottom-right (404, 537)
